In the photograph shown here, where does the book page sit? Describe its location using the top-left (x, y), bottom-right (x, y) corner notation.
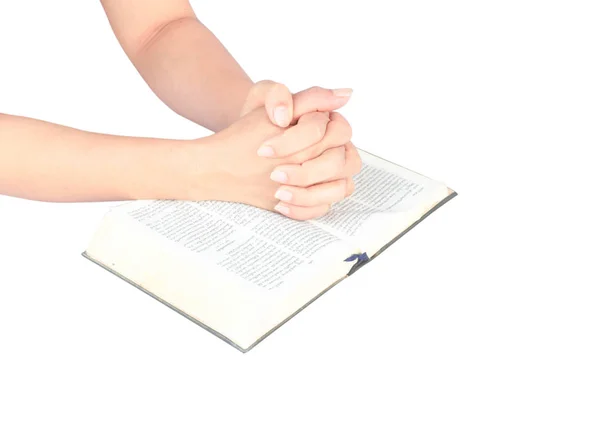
top-left (86, 200), bottom-right (354, 349)
top-left (120, 200), bottom-right (354, 291)
top-left (312, 151), bottom-right (451, 253)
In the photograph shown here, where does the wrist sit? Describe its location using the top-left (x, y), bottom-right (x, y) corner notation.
top-left (166, 135), bottom-right (239, 202)
top-left (168, 137), bottom-right (220, 201)
top-left (121, 139), bottom-right (186, 201)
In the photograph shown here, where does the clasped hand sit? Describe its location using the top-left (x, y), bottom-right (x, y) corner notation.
top-left (203, 84), bottom-right (362, 220)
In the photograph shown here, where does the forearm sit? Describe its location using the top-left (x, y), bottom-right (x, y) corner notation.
top-left (0, 114), bottom-right (216, 202)
top-left (111, 14), bottom-right (253, 132)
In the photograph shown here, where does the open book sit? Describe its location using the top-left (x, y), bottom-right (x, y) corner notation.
top-left (84, 151), bottom-right (456, 352)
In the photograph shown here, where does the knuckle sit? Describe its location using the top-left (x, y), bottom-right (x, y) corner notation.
top-left (335, 148), bottom-right (347, 171)
top-left (313, 121), bottom-right (327, 142)
top-left (352, 155), bottom-right (363, 175)
top-left (289, 150), bottom-right (307, 164)
top-left (326, 120), bottom-right (342, 139)
top-left (296, 112), bottom-right (310, 123)
top-left (289, 143), bottom-right (322, 164)
top-left (290, 148), bottom-right (310, 164)
top-left (291, 207), bottom-right (310, 221)
top-left (312, 111), bottom-right (329, 124)
top-left (272, 82), bottom-right (289, 95)
top-left (300, 111), bottom-right (327, 123)
top-left (311, 141), bottom-right (326, 158)
top-left (342, 120), bottom-right (353, 141)
top-left (345, 178), bottom-right (356, 196)
top-left (315, 205), bottom-right (331, 219)
top-left (330, 119), bottom-right (353, 142)
top-left (320, 148), bottom-right (344, 177)
top-left (329, 186), bottom-right (346, 203)
top-left (295, 166), bottom-right (311, 187)
top-left (331, 112), bottom-right (352, 135)
top-left (328, 161), bottom-right (344, 178)
top-left (332, 113), bottom-right (352, 140)
top-left (302, 144), bottom-right (323, 162)
top-left (309, 143), bottom-right (323, 160)
top-left (337, 180), bottom-right (349, 198)
top-left (291, 187), bottom-right (308, 205)
top-left (307, 192), bottom-right (325, 208)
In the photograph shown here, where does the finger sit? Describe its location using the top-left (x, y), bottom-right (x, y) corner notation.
top-left (240, 80), bottom-right (294, 127)
top-left (285, 112), bottom-right (353, 164)
top-left (274, 202), bottom-right (331, 221)
top-left (292, 86), bottom-right (353, 121)
top-left (344, 142), bottom-right (363, 176)
top-left (345, 177), bottom-right (356, 197)
top-left (264, 82), bottom-right (293, 127)
top-left (240, 80), bottom-right (274, 116)
top-left (314, 112), bottom-right (353, 155)
top-left (270, 146), bottom-right (346, 187)
top-left (274, 179), bottom-right (347, 207)
top-left (233, 105), bottom-right (285, 145)
top-left (257, 112), bottom-right (330, 158)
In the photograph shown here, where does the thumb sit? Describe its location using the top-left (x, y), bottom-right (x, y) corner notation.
top-left (292, 87), bottom-right (353, 121)
top-left (264, 82), bottom-right (294, 128)
top-left (241, 80), bottom-right (294, 128)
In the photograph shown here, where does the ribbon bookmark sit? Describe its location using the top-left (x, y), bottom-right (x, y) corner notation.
top-left (344, 252), bottom-right (369, 263)
top-left (344, 252), bottom-right (370, 275)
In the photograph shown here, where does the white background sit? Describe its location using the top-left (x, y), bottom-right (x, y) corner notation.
top-left (1, 1), bottom-right (599, 435)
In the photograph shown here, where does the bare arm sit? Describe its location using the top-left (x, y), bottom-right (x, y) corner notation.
top-left (0, 105), bottom-right (357, 219)
top-left (101, 0), bottom-right (254, 132)
top-left (0, 113), bottom-right (211, 202)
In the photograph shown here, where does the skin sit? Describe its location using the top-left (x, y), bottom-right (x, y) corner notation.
top-left (0, 0), bottom-right (362, 220)
top-left (0, 102), bottom-right (360, 220)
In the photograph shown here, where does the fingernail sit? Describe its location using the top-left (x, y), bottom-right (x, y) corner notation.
top-left (273, 105), bottom-right (288, 127)
top-left (275, 189), bottom-right (293, 202)
top-left (274, 203), bottom-right (290, 215)
top-left (257, 145), bottom-right (275, 157)
top-left (332, 88), bottom-right (353, 98)
top-left (270, 170), bottom-right (288, 183)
